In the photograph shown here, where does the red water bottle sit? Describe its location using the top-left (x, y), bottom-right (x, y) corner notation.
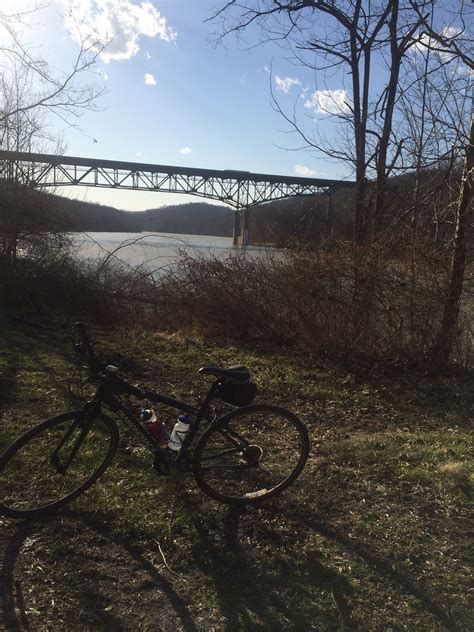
top-left (140, 409), bottom-right (170, 446)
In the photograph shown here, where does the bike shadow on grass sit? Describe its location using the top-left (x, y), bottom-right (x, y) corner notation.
top-left (189, 502), bottom-right (356, 631)
top-left (185, 496), bottom-right (463, 632)
top-left (0, 511), bottom-right (199, 632)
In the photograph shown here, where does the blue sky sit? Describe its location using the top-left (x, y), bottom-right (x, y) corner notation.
top-left (3, 0), bottom-right (356, 210)
top-left (3, 1), bottom-right (471, 210)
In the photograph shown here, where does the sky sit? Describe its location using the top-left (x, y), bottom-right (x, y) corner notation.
top-left (1, 0), bottom-right (357, 210)
top-left (2, 1), bottom-right (469, 211)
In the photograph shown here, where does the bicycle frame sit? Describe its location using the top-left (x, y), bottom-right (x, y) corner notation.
top-left (77, 370), bottom-right (222, 463)
top-left (67, 323), bottom-right (249, 475)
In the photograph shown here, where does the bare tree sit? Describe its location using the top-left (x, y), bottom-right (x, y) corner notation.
top-left (410, 7), bottom-right (474, 366)
top-left (0, 2), bottom-right (106, 285)
top-left (0, 2), bottom-right (106, 149)
top-left (386, 2), bottom-right (471, 236)
top-left (211, 1), bottom-right (434, 242)
top-left (211, 2), bottom-right (473, 241)
top-left (212, 0), bottom-right (473, 364)
top-left (432, 104), bottom-right (473, 366)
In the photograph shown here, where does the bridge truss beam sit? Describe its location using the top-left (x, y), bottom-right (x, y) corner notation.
top-left (0, 150), bottom-right (353, 244)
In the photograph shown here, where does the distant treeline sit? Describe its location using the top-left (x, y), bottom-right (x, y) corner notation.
top-left (58, 190), bottom-right (338, 243)
top-left (249, 165), bottom-right (465, 246)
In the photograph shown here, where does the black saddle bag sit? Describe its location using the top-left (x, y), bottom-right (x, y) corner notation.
top-left (216, 381), bottom-right (257, 407)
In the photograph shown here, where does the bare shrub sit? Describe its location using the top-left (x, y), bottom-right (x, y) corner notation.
top-left (149, 238), bottom-right (471, 366)
top-left (0, 244), bottom-right (155, 325)
top-left (3, 226), bottom-right (470, 367)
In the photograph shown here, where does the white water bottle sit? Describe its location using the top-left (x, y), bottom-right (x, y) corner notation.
top-left (168, 414), bottom-right (191, 451)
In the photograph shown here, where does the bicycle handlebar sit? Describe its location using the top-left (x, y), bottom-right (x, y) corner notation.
top-left (72, 322), bottom-right (198, 411)
top-left (74, 322), bottom-right (102, 373)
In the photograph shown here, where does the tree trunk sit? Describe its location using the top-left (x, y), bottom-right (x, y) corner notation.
top-left (432, 105), bottom-right (473, 366)
top-left (374, 0), bottom-right (400, 234)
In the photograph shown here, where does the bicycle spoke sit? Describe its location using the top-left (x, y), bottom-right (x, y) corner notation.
top-left (197, 464), bottom-right (250, 471)
top-left (199, 446), bottom-right (242, 461)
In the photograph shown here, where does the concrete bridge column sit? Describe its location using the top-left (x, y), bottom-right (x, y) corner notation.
top-left (240, 207), bottom-right (250, 246)
top-left (232, 210), bottom-right (241, 246)
top-left (233, 207), bottom-right (250, 246)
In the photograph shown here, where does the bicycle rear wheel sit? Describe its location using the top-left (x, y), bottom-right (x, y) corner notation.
top-left (193, 404), bottom-right (309, 505)
top-left (0, 411), bottom-right (119, 519)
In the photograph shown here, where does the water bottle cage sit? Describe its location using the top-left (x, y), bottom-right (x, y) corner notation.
top-left (169, 427), bottom-right (190, 450)
top-left (176, 429), bottom-right (187, 442)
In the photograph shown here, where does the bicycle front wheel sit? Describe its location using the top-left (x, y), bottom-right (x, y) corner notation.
top-left (0, 411), bottom-right (119, 519)
top-left (193, 404), bottom-right (309, 505)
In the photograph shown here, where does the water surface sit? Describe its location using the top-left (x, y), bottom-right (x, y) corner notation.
top-left (73, 231), bottom-right (271, 273)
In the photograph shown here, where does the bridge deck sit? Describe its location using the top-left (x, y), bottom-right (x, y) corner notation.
top-left (0, 150), bottom-right (351, 189)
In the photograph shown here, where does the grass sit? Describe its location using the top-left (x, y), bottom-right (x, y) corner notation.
top-left (0, 315), bottom-right (473, 631)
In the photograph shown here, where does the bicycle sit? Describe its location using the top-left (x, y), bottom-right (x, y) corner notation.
top-left (0, 323), bottom-right (310, 519)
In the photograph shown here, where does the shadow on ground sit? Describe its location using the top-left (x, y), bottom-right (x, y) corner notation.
top-left (0, 512), bottom-right (198, 632)
top-left (190, 505), bottom-right (355, 631)
top-left (185, 498), bottom-right (464, 632)
top-left (0, 495), bottom-right (467, 631)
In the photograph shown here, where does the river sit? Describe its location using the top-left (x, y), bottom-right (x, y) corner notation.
top-left (73, 232), bottom-right (272, 272)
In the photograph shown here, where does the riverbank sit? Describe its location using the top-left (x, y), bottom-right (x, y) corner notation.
top-left (1, 318), bottom-right (472, 630)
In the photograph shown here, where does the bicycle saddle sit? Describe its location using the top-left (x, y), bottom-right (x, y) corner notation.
top-left (198, 365), bottom-right (250, 383)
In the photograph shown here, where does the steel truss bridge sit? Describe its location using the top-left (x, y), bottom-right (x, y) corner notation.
top-left (0, 150), bottom-right (353, 244)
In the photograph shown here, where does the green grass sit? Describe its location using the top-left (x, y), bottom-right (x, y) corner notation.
top-left (329, 431), bottom-right (473, 491)
top-left (0, 316), bottom-right (473, 631)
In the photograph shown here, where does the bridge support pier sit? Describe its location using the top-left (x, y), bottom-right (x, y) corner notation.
top-left (240, 207), bottom-right (250, 246)
top-left (232, 210), bottom-right (241, 246)
top-left (233, 207), bottom-right (250, 246)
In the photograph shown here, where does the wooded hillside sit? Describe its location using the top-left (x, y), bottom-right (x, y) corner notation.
top-left (59, 196), bottom-right (234, 236)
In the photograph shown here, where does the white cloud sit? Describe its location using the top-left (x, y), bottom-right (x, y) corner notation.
top-left (441, 26), bottom-right (462, 40)
top-left (274, 75), bottom-right (301, 93)
top-left (414, 26), bottom-right (462, 64)
top-left (294, 165), bottom-right (320, 177)
top-left (60, 0), bottom-right (177, 63)
top-left (178, 147), bottom-right (192, 155)
top-left (144, 73), bottom-right (156, 85)
top-left (304, 89), bottom-right (351, 114)
top-left (145, 51), bottom-right (151, 59)
top-left (414, 32), bottom-right (437, 53)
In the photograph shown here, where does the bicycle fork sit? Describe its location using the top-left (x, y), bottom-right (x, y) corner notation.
top-left (48, 406), bottom-right (99, 474)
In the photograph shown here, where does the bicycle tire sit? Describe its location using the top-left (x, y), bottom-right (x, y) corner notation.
top-left (193, 404), bottom-right (309, 505)
top-left (0, 411), bottom-right (119, 519)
